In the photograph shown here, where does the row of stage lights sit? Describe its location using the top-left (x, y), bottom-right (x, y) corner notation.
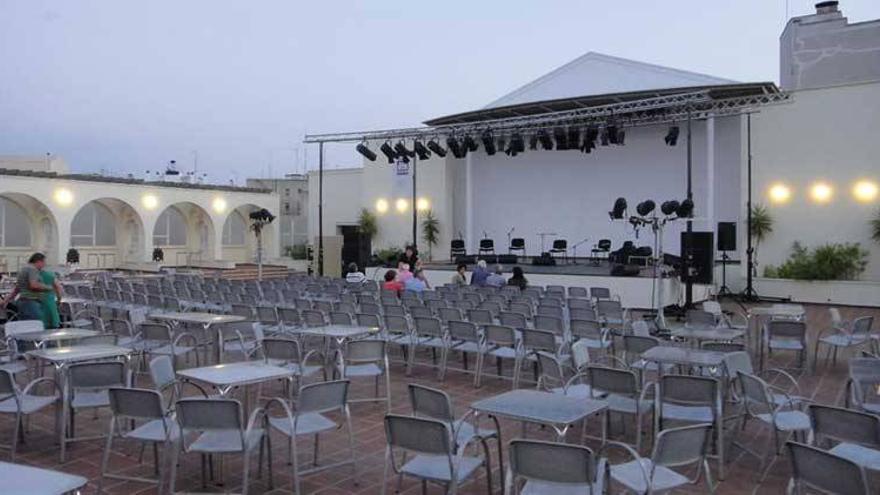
top-left (609, 197), bottom-right (694, 221)
top-left (356, 126), bottom-right (682, 163)
top-left (768, 180), bottom-right (878, 204)
top-left (374, 197), bottom-right (431, 214)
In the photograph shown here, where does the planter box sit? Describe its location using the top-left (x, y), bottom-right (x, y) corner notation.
top-left (755, 277), bottom-right (880, 307)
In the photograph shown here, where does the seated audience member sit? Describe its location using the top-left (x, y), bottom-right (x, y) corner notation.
top-left (485, 265), bottom-right (506, 288)
top-left (450, 263), bottom-right (468, 286)
top-left (405, 269), bottom-right (430, 293)
top-left (397, 262), bottom-right (414, 283)
top-left (382, 269), bottom-right (404, 296)
top-left (398, 245), bottom-right (419, 269)
top-left (507, 266), bottom-right (528, 290)
top-left (344, 262), bottom-right (366, 284)
top-left (470, 260), bottom-right (490, 287)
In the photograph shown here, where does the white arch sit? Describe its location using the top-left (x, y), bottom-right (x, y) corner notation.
top-left (154, 202), bottom-right (216, 265)
top-left (0, 192), bottom-right (60, 270)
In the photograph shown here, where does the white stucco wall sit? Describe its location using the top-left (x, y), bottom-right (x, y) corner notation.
top-left (750, 81), bottom-right (880, 281)
top-left (307, 168), bottom-right (364, 242)
top-left (0, 174), bottom-right (279, 270)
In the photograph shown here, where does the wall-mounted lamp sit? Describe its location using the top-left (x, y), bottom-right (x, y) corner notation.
top-left (141, 194), bottom-right (159, 210)
top-left (212, 197), bottom-right (227, 214)
top-left (375, 198), bottom-right (389, 214)
top-left (853, 180), bottom-right (878, 203)
top-left (768, 183), bottom-right (792, 204)
top-left (395, 198), bottom-right (409, 213)
top-left (53, 188), bottom-right (74, 207)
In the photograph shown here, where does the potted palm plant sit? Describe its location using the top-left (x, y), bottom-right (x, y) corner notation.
top-left (871, 208), bottom-right (880, 245)
top-left (421, 210), bottom-right (440, 261)
top-left (750, 204), bottom-right (773, 276)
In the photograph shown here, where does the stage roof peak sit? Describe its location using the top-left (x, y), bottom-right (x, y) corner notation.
top-left (483, 51), bottom-right (737, 110)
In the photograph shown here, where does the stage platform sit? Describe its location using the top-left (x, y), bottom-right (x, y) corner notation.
top-left (366, 261), bottom-right (712, 310)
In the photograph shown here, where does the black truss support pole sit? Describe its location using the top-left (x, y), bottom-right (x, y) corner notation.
top-left (318, 142), bottom-right (324, 276)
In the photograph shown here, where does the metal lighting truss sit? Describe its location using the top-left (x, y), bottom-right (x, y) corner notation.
top-left (303, 90), bottom-right (791, 144)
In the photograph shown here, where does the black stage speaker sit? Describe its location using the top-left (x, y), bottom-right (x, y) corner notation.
top-left (532, 252), bottom-right (556, 266)
top-left (454, 255), bottom-right (476, 265)
top-left (497, 254), bottom-right (518, 265)
top-left (717, 222), bottom-right (736, 252)
top-left (610, 264), bottom-right (641, 277)
top-left (681, 231), bottom-right (714, 285)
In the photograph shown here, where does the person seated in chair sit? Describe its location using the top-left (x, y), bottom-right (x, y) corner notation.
top-left (470, 260), bottom-right (490, 287)
top-left (507, 266), bottom-right (528, 290)
top-left (344, 262), bottom-right (366, 284)
top-left (450, 263), bottom-right (468, 286)
top-left (404, 268), bottom-right (430, 293)
top-left (485, 265), bottom-right (506, 288)
top-left (382, 269), bottom-right (403, 296)
top-left (398, 245), bottom-right (419, 269)
top-left (396, 262), bottom-right (413, 283)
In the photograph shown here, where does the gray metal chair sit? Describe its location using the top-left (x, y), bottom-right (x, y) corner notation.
top-left (763, 320), bottom-right (808, 370)
top-left (339, 339), bottom-right (391, 409)
top-left (814, 315), bottom-right (873, 370)
top-left (0, 369), bottom-right (60, 460)
top-left (498, 311), bottom-right (527, 329)
top-left (622, 335), bottom-right (671, 383)
top-left (477, 324), bottom-right (519, 388)
top-left (587, 365), bottom-right (655, 451)
top-left (411, 316), bottom-right (450, 378)
top-left (65, 361), bottom-right (130, 459)
top-left (655, 374), bottom-right (725, 479)
top-left (221, 321), bottom-right (264, 360)
top-left (737, 371), bottom-right (811, 484)
top-left (170, 397), bottom-right (272, 495)
top-left (808, 404), bottom-right (880, 476)
top-left (515, 328), bottom-right (569, 388)
top-left (329, 311), bottom-right (353, 326)
top-left (446, 320), bottom-right (485, 384)
top-left (787, 441), bottom-right (870, 495)
top-left (382, 413), bottom-right (493, 495)
top-left (603, 423), bottom-right (715, 494)
top-left (139, 322), bottom-right (199, 370)
top-left (99, 387), bottom-right (179, 494)
top-left (149, 355), bottom-right (209, 408)
top-left (264, 380), bottom-right (355, 495)
top-left (571, 318), bottom-right (612, 353)
top-left (505, 439), bottom-right (605, 494)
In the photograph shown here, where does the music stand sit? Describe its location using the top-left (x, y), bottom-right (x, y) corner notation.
top-left (571, 238), bottom-right (589, 265)
top-left (537, 232), bottom-right (557, 253)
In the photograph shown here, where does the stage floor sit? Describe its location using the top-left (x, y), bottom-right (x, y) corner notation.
top-left (422, 260), bottom-right (655, 277)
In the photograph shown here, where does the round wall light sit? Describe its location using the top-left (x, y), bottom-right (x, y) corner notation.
top-left (395, 198), bottom-right (409, 213)
top-left (212, 197), bottom-right (227, 214)
top-left (375, 198), bottom-right (389, 213)
top-left (53, 188), bottom-right (74, 207)
top-left (768, 183), bottom-right (792, 204)
top-left (141, 194), bottom-right (159, 210)
top-left (416, 198), bottom-right (430, 211)
top-left (809, 181), bottom-right (833, 204)
top-left (852, 180), bottom-right (878, 203)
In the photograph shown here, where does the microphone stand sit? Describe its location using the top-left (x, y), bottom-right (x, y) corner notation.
top-left (571, 238), bottom-right (589, 265)
top-left (506, 227), bottom-right (515, 255)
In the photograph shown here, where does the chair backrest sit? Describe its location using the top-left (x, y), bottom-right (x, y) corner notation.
top-left (451, 239), bottom-right (465, 250)
top-left (176, 398), bottom-right (242, 432)
top-left (356, 313), bottom-right (381, 328)
top-left (499, 312), bottom-right (527, 329)
top-left (149, 355), bottom-right (176, 391)
top-left (106, 319), bottom-right (135, 338)
top-left (4, 319), bottom-right (44, 336)
top-left (659, 375), bottom-right (719, 418)
top-left (571, 340), bottom-right (592, 371)
top-left (521, 329), bottom-right (558, 353)
top-left (590, 286), bottom-right (611, 300)
top-left (737, 371), bottom-right (773, 415)
top-left (383, 315), bottom-right (410, 336)
top-left (414, 316), bottom-right (444, 338)
top-left (277, 307), bottom-right (301, 325)
top-left (382, 304), bottom-right (405, 317)
top-left (566, 298), bottom-right (591, 310)
top-left (329, 311), bottom-right (353, 326)
top-left (623, 335), bottom-right (660, 356)
top-left (479, 239), bottom-right (494, 249)
top-left (536, 351), bottom-right (566, 389)
top-left (510, 237), bottom-right (525, 249)
top-left (109, 387), bottom-right (165, 420)
top-left (255, 305), bottom-right (278, 323)
top-left (408, 383), bottom-right (455, 423)
top-left (344, 339), bottom-right (386, 364)
top-left (385, 414), bottom-right (452, 456)
top-left (508, 439), bottom-right (597, 486)
top-left (301, 309), bottom-right (326, 327)
top-left (568, 287), bottom-right (588, 298)
top-left (140, 322), bottom-right (172, 342)
top-left (570, 319), bottom-right (603, 340)
top-left (534, 315), bottom-right (564, 335)
top-left (766, 320), bottom-right (806, 341)
top-left (852, 316), bottom-right (874, 336)
top-left (652, 423), bottom-right (712, 469)
top-left (587, 365), bottom-right (638, 397)
top-left (68, 361), bottom-right (127, 390)
top-left (447, 320), bottom-right (479, 343)
top-left (298, 380), bottom-right (349, 414)
top-left (76, 333), bottom-right (118, 346)
top-left (630, 320), bottom-right (652, 337)
top-left (552, 239), bottom-right (567, 250)
top-left (787, 441), bottom-right (869, 495)
top-left (467, 309), bottom-right (493, 325)
top-left (230, 303), bottom-right (254, 319)
top-left (437, 307), bottom-right (464, 323)
top-left (536, 305), bottom-right (564, 319)
top-left (408, 306), bottom-right (433, 319)
top-left (569, 307), bottom-right (597, 321)
top-left (484, 324), bottom-right (516, 347)
top-left (596, 300), bottom-right (623, 318)
top-left (0, 369), bottom-right (17, 399)
top-left (809, 404), bottom-right (880, 449)
top-left (508, 302), bottom-right (533, 317)
top-left (596, 239), bottom-right (611, 251)
top-left (722, 351), bottom-right (755, 379)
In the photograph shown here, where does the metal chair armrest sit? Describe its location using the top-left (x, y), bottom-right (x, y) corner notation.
top-left (21, 376), bottom-right (62, 398)
top-left (760, 368), bottom-right (801, 395)
top-left (598, 441), bottom-right (650, 490)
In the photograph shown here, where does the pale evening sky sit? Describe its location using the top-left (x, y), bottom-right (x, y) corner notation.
top-left (2, 0), bottom-right (879, 183)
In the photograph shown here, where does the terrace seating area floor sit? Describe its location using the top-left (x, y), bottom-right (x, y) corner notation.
top-left (2, 301), bottom-right (879, 494)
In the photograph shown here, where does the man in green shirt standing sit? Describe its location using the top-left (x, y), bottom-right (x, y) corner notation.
top-left (1, 252), bottom-right (52, 323)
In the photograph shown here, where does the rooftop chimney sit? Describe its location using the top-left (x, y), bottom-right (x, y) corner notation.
top-left (815, 1), bottom-right (839, 15)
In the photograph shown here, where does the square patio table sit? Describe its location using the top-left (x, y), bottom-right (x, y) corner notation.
top-left (295, 324), bottom-right (380, 346)
top-left (14, 328), bottom-right (101, 349)
top-left (641, 346), bottom-right (727, 369)
top-left (149, 311), bottom-right (246, 363)
top-left (470, 389), bottom-right (607, 441)
top-left (177, 361), bottom-right (296, 396)
top-left (0, 461), bottom-right (88, 495)
top-left (669, 324), bottom-right (745, 344)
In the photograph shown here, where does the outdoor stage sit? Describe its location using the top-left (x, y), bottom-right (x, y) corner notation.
top-left (366, 260), bottom-right (712, 310)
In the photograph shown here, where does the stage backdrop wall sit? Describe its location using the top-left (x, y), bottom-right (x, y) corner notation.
top-left (464, 119), bottom-right (742, 258)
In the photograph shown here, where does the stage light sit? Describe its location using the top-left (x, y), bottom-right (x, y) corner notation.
top-left (416, 198), bottom-right (430, 211)
top-left (768, 183), bottom-right (792, 204)
top-left (609, 197), bottom-right (627, 219)
top-left (660, 200), bottom-right (680, 216)
top-left (463, 135), bottom-right (479, 153)
top-left (248, 208), bottom-right (275, 224)
top-left (665, 126), bottom-right (679, 146)
top-left (380, 142), bottom-right (397, 163)
top-left (553, 127), bottom-right (568, 150)
top-left (375, 198), bottom-right (389, 213)
top-left (607, 125), bottom-right (619, 145)
top-left (427, 139), bottom-right (447, 157)
top-left (413, 140), bottom-right (431, 160)
top-left (53, 187), bottom-right (74, 207)
top-left (537, 130), bottom-right (554, 150)
top-left (212, 197), bottom-right (227, 213)
top-left (853, 180), bottom-right (878, 203)
top-left (636, 200), bottom-right (656, 217)
top-left (505, 133), bottom-right (525, 157)
top-left (141, 194), bottom-right (159, 210)
top-left (809, 181), bottom-right (833, 204)
top-left (446, 137), bottom-right (466, 159)
top-left (676, 198), bottom-right (694, 218)
top-left (356, 143), bottom-right (377, 161)
top-left (395, 198), bottom-right (409, 213)
top-left (481, 131), bottom-right (497, 155)
top-left (394, 141), bottom-right (414, 159)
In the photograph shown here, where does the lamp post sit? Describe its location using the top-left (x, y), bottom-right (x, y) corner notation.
top-left (249, 208), bottom-right (276, 280)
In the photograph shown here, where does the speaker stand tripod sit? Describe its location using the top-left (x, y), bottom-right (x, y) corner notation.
top-left (717, 251), bottom-right (732, 297)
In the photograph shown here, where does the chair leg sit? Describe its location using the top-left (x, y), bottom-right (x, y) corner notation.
top-left (313, 433), bottom-right (320, 466)
top-left (11, 412), bottom-right (21, 461)
top-left (241, 448), bottom-right (251, 495)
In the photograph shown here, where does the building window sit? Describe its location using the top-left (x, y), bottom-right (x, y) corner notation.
top-left (153, 207), bottom-right (187, 246)
top-left (284, 202), bottom-right (290, 214)
top-left (284, 188), bottom-right (290, 196)
top-left (71, 202), bottom-right (116, 247)
top-left (222, 211), bottom-right (247, 246)
top-left (0, 197), bottom-right (31, 247)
